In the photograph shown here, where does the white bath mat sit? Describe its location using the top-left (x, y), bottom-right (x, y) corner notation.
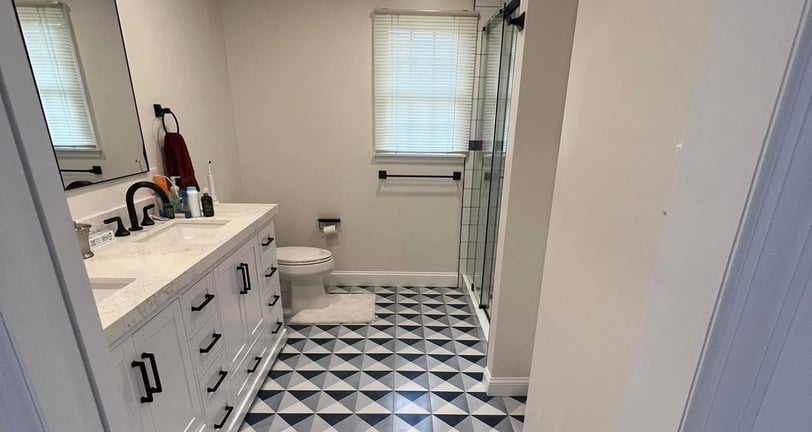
top-left (288, 293), bottom-right (376, 324)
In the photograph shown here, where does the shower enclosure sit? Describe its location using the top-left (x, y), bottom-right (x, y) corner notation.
top-left (459, 3), bottom-right (519, 322)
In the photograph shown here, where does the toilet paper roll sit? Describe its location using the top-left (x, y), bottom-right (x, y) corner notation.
top-left (322, 225), bottom-right (338, 235)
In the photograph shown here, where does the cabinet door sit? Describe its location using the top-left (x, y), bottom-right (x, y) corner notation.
top-left (131, 301), bottom-right (205, 432)
top-left (239, 241), bottom-right (264, 341)
top-left (110, 342), bottom-right (149, 432)
top-left (214, 246), bottom-right (248, 366)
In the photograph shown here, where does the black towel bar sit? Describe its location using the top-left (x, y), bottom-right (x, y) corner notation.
top-left (60, 165), bottom-right (103, 175)
top-left (378, 170), bottom-right (462, 181)
top-left (153, 103), bottom-right (179, 133)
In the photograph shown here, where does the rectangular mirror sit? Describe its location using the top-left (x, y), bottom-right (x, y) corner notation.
top-left (14, 0), bottom-right (148, 190)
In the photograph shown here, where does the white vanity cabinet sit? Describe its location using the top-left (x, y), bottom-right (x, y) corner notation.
top-left (107, 217), bottom-right (285, 432)
top-left (112, 301), bottom-right (206, 432)
top-left (213, 239), bottom-right (265, 369)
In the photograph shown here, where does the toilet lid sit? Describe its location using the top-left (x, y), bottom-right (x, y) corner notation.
top-left (277, 247), bottom-right (333, 265)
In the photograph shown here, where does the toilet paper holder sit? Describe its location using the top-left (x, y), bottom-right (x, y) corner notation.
top-left (317, 218), bottom-right (341, 229)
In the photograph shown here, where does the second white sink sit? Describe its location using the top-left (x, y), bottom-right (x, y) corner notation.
top-left (90, 277), bottom-right (135, 303)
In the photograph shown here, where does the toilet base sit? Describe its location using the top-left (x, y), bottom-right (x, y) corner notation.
top-left (285, 275), bottom-right (330, 314)
top-left (278, 255), bottom-right (334, 316)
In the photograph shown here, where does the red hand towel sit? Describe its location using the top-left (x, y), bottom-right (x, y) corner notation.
top-left (163, 132), bottom-right (199, 190)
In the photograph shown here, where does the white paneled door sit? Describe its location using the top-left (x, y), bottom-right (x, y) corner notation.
top-left (683, 8), bottom-right (812, 432)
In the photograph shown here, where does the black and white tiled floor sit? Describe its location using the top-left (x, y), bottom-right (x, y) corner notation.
top-left (240, 286), bottom-right (525, 432)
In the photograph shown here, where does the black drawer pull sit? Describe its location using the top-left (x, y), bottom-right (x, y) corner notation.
top-left (213, 405), bottom-right (233, 429)
top-left (271, 321), bottom-right (283, 334)
top-left (199, 332), bottom-right (222, 353)
top-left (237, 263), bottom-right (249, 294)
top-left (207, 370), bottom-right (228, 393)
top-left (247, 356), bottom-right (262, 373)
top-left (132, 352), bottom-right (162, 403)
top-left (264, 267), bottom-right (278, 278)
top-left (268, 295), bottom-right (280, 307)
top-left (261, 236), bottom-right (274, 247)
top-left (191, 293), bottom-right (215, 312)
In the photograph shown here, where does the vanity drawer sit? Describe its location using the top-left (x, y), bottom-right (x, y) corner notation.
top-left (205, 400), bottom-right (234, 432)
top-left (190, 315), bottom-right (225, 375)
top-left (262, 264), bottom-right (281, 306)
top-left (198, 352), bottom-right (234, 431)
top-left (198, 350), bottom-right (230, 407)
top-left (267, 302), bottom-right (284, 343)
top-left (180, 275), bottom-right (218, 335)
top-left (231, 333), bottom-right (267, 402)
top-left (256, 223), bottom-right (276, 265)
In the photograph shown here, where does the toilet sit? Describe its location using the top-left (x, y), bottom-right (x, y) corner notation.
top-left (276, 246), bottom-right (334, 314)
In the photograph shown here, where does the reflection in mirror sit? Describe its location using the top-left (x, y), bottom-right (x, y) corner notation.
top-left (15, 0), bottom-right (148, 190)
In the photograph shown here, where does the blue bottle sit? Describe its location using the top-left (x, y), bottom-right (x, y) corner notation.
top-left (181, 189), bottom-right (192, 218)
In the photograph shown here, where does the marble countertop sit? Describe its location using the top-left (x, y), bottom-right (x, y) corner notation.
top-left (86, 203), bottom-right (278, 345)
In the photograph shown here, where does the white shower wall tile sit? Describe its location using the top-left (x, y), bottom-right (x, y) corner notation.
top-left (475, 0), bottom-right (503, 8)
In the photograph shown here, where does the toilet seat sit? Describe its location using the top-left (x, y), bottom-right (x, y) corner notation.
top-left (277, 247), bottom-right (332, 266)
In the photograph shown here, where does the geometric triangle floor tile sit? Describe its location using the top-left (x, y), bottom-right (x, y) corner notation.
top-left (241, 285), bottom-right (524, 432)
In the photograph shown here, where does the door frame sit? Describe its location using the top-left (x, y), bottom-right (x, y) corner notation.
top-left (0, 0), bottom-right (127, 429)
top-left (681, 1), bottom-right (812, 430)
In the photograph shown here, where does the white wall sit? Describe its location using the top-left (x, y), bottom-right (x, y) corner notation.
top-left (65, 0), bottom-right (242, 220)
top-left (524, 0), bottom-right (806, 430)
top-left (220, 0), bottom-right (470, 273)
top-left (485, 0), bottom-right (578, 387)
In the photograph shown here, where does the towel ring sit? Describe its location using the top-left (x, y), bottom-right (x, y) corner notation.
top-left (161, 110), bottom-right (179, 134)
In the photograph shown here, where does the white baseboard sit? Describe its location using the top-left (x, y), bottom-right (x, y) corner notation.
top-left (326, 271), bottom-right (458, 287)
top-left (484, 367), bottom-right (529, 397)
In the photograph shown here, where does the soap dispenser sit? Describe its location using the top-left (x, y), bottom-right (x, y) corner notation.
top-left (74, 222), bottom-right (94, 259)
top-left (169, 176), bottom-right (182, 214)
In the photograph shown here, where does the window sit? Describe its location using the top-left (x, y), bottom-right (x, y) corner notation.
top-left (17, 3), bottom-right (97, 150)
top-left (373, 10), bottom-right (478, 156)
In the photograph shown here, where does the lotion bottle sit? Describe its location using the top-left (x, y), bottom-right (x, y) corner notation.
top-left (186, 187), bottom-right (201, 218)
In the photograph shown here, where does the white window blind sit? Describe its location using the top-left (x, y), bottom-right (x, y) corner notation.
top-left (373, 10), bottom-right (478, 155)
top-left (17, 3), bottom-right (97, 150)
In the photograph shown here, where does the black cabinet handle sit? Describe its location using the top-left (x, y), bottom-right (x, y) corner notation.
top-left (238, 263), bottom-right (252, 293)
top-left (237, 264), bottom-right (249, 294)
top-left (213, 405), bottom-right (234, 429)
top-left (264, 267), bottom-right (278, 278)
top-left (271, 321), bottom-right (283, 335)
top-left (199, 332), bottom-right (222, 353)
top-left (268, 295), bottom-right (280, 307)
top-left (261, 236), bottom-right (274, 247)
top-left (132, 352), bottom-right (162, 403)
top-left (143, 352), bottom-right (162, 395)
top-left (191, 293), bottom-right (215, 312)
top-left (131, 358), bottom-right (153, 403)
top-left (247, 356), bottom-right (262, 373)
top-left (207, 370), bottom-right (228, 393)
top-left (243, 263), bottom-right (252, 291)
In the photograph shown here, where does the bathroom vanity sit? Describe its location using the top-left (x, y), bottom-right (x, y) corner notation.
top-left (86, 204), bottom-right (283, 432)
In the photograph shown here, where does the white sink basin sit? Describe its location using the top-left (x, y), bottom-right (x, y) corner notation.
top-left (135, 220), bottom-right (229, 243)
top-left (89, 277), bottom-right (135, 303)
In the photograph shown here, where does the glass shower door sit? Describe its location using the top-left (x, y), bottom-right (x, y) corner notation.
top-left (478, 14), bottom-right (518, 317)
top-left (460, 7), bottom-right (519, 320)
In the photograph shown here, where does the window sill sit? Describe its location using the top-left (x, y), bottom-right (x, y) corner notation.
top-left (374, 152), bottom-right (467, 164)
top-left (55, 148), bottom-right (102, 158)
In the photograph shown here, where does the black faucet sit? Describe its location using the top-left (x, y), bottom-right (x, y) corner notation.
top-left (125, 181), bottom-right (171, 231)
